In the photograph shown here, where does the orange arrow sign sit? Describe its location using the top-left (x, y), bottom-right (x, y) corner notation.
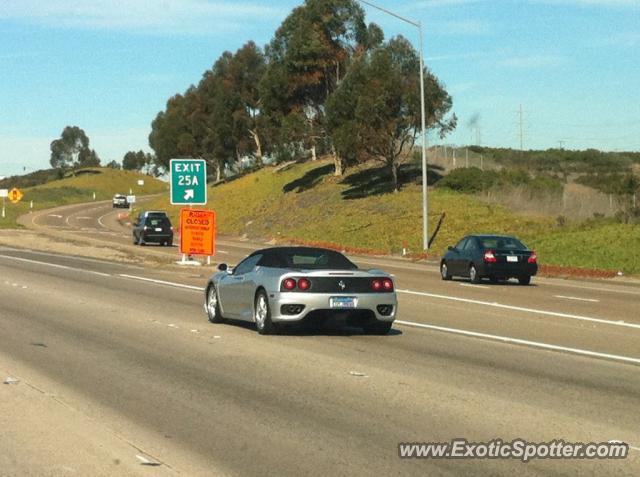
top-left (8, 188), bottom-right (23, 204)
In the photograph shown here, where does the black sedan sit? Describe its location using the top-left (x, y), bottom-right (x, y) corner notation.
top-left (440, 235), bottom-right (538, 285)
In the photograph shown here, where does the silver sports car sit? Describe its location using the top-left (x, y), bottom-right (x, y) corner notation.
top-left (203, 247), bottom-right (397, 335)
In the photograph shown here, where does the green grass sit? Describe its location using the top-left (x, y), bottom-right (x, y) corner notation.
top-left (7, 161), bottom-right (637, 274)
top-left (0, 168), bottom-right (168, 229)
top-left (139, 159), bottom-right (640, 275)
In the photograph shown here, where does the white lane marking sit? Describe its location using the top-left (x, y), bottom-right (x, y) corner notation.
top-left (0, 254), bottom-right (111, 277)
top-left (47, 214), bottom-right (63, 218)
top-left (555, 295), bottom-right (600, 303)
top-left (118, 274), bottom-right (204, 292)
top-left (459, 283), bottom-right (490, 290)
top-left (76, 216), bottom-right (93, 220)
top-left (97, 210), bottom-right (116, 229)
top-left (397, 289), bottom-right (640, 331)
top-left (395, 320), bottom-right (640, 366)
top-left (217, 250), bottom-right (229, 255)
top-left (535, 279), bottom-right (640, 297)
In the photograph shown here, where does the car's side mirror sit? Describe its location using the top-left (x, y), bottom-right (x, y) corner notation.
top-left (448, 246), bottom-right (455, 251)
top-left (217, 263), bottom-right (228, 272)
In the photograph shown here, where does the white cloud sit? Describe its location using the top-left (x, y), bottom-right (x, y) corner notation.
top-left (500, 54), bottom-right (565, 68)
top-left (0, 0), bottom-right (285, 34)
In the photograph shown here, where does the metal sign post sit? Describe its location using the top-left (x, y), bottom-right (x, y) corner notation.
top-left (0, 189), bottom-right (6, 218)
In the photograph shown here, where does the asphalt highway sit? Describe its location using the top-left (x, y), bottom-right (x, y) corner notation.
top-left (0, 200), bottom-right (637, 475)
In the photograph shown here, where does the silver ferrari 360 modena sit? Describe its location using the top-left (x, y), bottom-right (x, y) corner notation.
top-left (203, 247), bottom-right (397, 335)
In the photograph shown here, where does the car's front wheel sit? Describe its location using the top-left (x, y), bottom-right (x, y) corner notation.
top-left (440, 261), bottom-right (452, 280)
top-left (255, 290), bottom-right (277, 335)
top-left (206, 285), bottom-right (224, 323)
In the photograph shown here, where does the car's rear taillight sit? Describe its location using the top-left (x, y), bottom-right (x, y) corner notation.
top-left (483, 250), bottom-right (497, 263)
top-left (298, 278), bottom-right (311, 290)
top-left (282, 278), bottom-right (296, 290)
top-left (372, 278), bottom-right (393, 292)
top-left (528, 251), bottom-right (537, 264)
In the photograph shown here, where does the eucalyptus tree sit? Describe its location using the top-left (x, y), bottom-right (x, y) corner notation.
top-left (261, 0), bottom-right (379, 172)
top-left (50, 126), bottom-right (101, 171)
top-left (327, 36), bottom-right (456, 192)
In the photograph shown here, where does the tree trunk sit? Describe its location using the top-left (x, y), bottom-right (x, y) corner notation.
top-left (332, 146), bottom-right (343, 177)
top-left (334, 156), bottom-right (344, 177)
top-left (215, 162), bottom-right (222, 182)
top-left (249, 129), bottom-right (263, 166)
top-left (311, 145), bottom-right (317, 161)
top-left (391, 162), bottom-right (399, 193)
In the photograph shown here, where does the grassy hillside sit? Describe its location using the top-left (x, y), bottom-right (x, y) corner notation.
top-left (0, 168), bottom-right (168, 229)
top-left (139, 159), bottom-right (639, 275)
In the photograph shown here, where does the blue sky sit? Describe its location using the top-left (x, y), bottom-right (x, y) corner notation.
top-left (1, 0), bottom-right (639, 176)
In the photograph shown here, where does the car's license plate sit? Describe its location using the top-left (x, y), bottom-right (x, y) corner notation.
top-left (330, 297), bottom-right (357, 308)
top-left (155, 228), bottom-right (162, 232)
top-left (507, 255), bottom-right (518, 262)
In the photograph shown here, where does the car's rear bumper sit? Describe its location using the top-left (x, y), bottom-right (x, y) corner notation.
top-left (271, 291), bottom-right (398, 323)
top-left (141, 232), bottom-right (173, 243)
top-left (479, 262), bottom-right (538, 278)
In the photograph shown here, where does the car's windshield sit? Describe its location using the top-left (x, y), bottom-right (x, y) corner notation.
top-left (279, 249), bottom-right (357, 270)
top-left (479, 237), bottom-right (527, 250)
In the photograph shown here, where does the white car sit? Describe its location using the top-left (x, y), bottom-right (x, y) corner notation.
top-left (204, 247), bottom-right (397, 335)
top-left (112, 194), bottom-right (129, 208)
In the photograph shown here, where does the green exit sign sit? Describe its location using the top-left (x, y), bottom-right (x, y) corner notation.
top-left (170, 159), bottom-right (207, 205)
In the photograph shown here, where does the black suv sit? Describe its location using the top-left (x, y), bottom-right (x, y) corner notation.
top-left (132, 211), bottom-right (174, 246)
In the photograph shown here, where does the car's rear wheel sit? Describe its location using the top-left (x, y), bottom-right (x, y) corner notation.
top-left (440, 261), bottom-right (452, 281)
top-left (255, 290), bottom-right (277, 335)
top-left (364, 321), bottom-right (393, 335)
top-left (469, 264), bottom-right (481, 284)
top-left (206, 285), bottom-right (224, 323)
top-left (518, 275), bottom-right (532, 285)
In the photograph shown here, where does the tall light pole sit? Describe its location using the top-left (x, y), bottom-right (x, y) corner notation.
top-left (356, 0), bottom-right (429, 250)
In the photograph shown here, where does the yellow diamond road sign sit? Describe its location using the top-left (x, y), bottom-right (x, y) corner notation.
top-left (8, 188), bottom-right (23, 204)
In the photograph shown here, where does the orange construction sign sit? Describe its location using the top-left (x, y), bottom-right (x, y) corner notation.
top-left (8, 188), bottom-right (23, 204)
top-left (179, 208), bottom-right (216, 256)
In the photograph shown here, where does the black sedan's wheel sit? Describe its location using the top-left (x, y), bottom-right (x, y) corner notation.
top-left (363, 321), bottom-right (393, 335)
top-left (469, 264), bottom-right (481, 284)
top-left (518, 275), bottom-right (532, 285)
top-left (206, 285), bottom-right (224, 323)
top-left (255, 290), bottom-right (277, 335)
top-left (440, 261), bottom-right (452, 281)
